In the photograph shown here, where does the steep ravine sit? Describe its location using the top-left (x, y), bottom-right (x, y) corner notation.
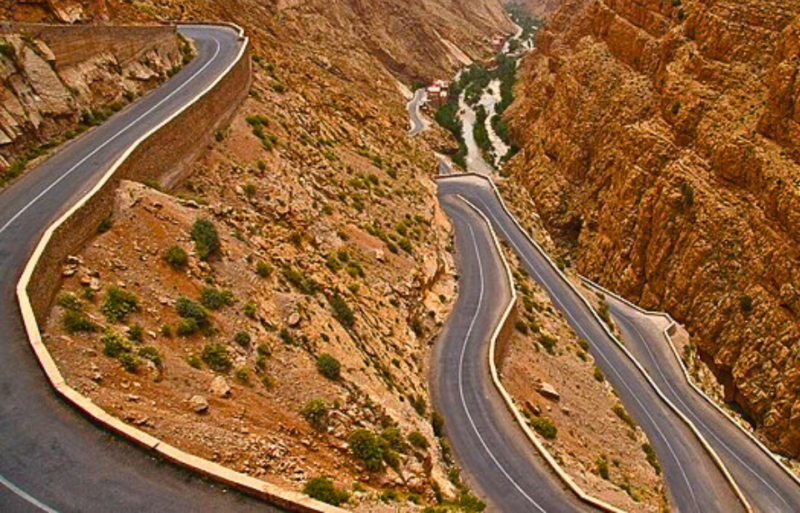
top-left (506, 0), bottom-right (800, 457)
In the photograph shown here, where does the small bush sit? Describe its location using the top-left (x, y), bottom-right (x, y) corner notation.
top-left (201, 343), bottom-right (232, 373)
top-left (200, 287), bottom-right (233, 310)
top-left (594, 366), bottom-right (605, 383)
top-left (431, 411), bottom-right (445, 437)
top-left (613, 403), bottom-right (637, 429)
top-left (138, 346), bottom-right (163, 369)
top-left (281, 267), bottom-right (317, 295)
top-left (187, 353), bottom-right (202, 369)
top-left (164, 245), bottom-right (188, 269)
top-left (597, 454), bottom-right (610, 480)
top-left (191, 218), bottom-right (220, 260)
top-left (316, 353), bottom-right (341, 380)
top-left (242, 301), bottom-right (256, 319)
top-left (408, 431), bottom-right (429, 450)
top-left (176, 318), bottom-right (199, 337)
top-left (119, 353), bottom-right (142, 373)
top-left (175, 297), bottom-right (210, 328)
top-left (410, 394), bottom-right (426, 416)
top-left (235, 367), bottom-right (250, 385)
top-left (530, 416), bottom-right (557, 440)
top-left (97, 216), bottom-right (113, 234)
top-left (234, 331), bottom-right (251, 348)
top-left (256, 261), bottom-right (273, 278)
top-left (102, 330), bottom-right (130, 358)
top-left (301, 399), bottom-right (329, 431)
top-left (63, 310), bottom-right (98, 334)
top-left (128, 324), bottom-right (144, 342)
top-left (302, 477), bottom-right (349, 506)
top-left (102, 287), bottom-right (139, 323)
top-left (348, 429), bottom-right (384, 472)
top-left (642, 443), bottom-right (662, 474)
top-left (56, 293), bottom-right (83, 311)
top-left (539, 334), bottom-right (557, 354)
top-left (329, 294), bottom-right (354, 328)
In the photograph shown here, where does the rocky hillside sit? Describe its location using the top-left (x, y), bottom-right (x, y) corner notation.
top-left (506, 0), bottom-right (800, 456)
top-left (39, 0), bottom-right (512, 509)
top-left (508, 0), bottom-right (561, 18)
top-left (0, 25), bottom-right (187, 186)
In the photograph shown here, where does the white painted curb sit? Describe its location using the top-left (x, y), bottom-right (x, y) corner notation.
top-left (437, 172), bottom-right (753, 512)
top-left (456, 195), bottom-right (624, 513)
top-left (580, 276), bottom-right (800, 490)
top-left (14, 23), bottom-right (343, 513)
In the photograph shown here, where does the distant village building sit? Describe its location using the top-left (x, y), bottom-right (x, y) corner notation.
top-left (491, 34), bottom-right (506, 52)
top-left (426, 80), bottom-right (449, 111)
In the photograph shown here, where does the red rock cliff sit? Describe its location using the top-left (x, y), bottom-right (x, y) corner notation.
top-left (507, 0), bottom-right (800, 455)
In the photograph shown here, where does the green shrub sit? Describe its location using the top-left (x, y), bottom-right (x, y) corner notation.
top-left (175, 297), bottom-right (210, 328)
top-left (457, 491), bottom-right (487, 512)
top-left (597, 454), bottom-right (610, 480)
top-left (102, 330), bottom-right (130, 358)
top-left (234, 331), bottom-right (251, 348)
top-left (200, 287), bottom-right (233, 310)
top-left (325, 254), bottom-right (342, 272)
top-left (328, 294), bottom-right (354, 328)
top-left (56, 293), bottom-right (83, 311)
top-left (348, 429), bottom-right (384, 472)
top-left (642, 442), bottom-right (662, 475)
top-left (380, 427), bottom-right (406, 453)
top-left (164, 245), bottom-right (188, 269)
top-left (187, 353), bottom-right (202, 369)
top-left (431, 411), bottom-right (445, 437)
top-left (613, 403), bottom-right (637, 429)
top-left (160, 325), bottom-right (172, 337)
top-left (301, 399), bottom-right (329, 431)
top-left (119, 352), bottom-right (142, 373)
top-left (345, 260), bottom-right (364, 278)
top-left (256, 261), bottom-right (273, 278)
top-left (138, 346), bottom-right (163, 369)
top-left (102, 287), bottom-right (139, 323)
top-left (235, 367), bottom-right (250, 385)
top-left (128, 324), bottom-right (144, 342)
top-left (530, 416), bottom-right (557, 440)
top-left (281, 267), bottom-right (317, 295)
top-left (176, 318), bottom-right (199, 337)
top-left (302, 477), bottom-right (349, 506)
top-left (316, 353), bottom-right (341, 380)
top-left (514, 320), bottom-right (528, 334)
top-left (410, 394), bottom-right (427, 417)
top-left (201, 343), bottom-right (232, 373)
top-left (539, 334), bottom-right (557, 354)
top-left (191, 218), bottom-right (220, 260)
top-left (97, 216), bottom-right (113, 234)
top-left (594, 366), bottom-right (605, 383)
top-left (407, 431), bottom-right (429, 450)
top-left (243, 301), bottom-right (257, 319)
top-left (63, 310), bottom-right (98, 334)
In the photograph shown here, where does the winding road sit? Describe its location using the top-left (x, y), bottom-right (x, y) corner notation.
top-left (0, 26), bottom-right (279, 512)
top-left (407, 88), bottom-right (428, 137)
top-left (432, 193), bottom-right (589, 512)
top-left (598, 288), bottom-right (800, 511)
top-left (436, 175), bottom-right (745, 512)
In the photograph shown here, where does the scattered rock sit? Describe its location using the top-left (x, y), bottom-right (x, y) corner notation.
top-left (210, 376), bottom-right (231, 398)
top-left (190, 395), bottom-right (209, 413)
top-left (538, 382), bottom-right (560, 401)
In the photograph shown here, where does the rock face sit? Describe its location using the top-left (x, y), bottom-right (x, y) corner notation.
top-left (0, 25), bottom-right (184, 181)
top-left (507, 0), bottom-right (800, 455)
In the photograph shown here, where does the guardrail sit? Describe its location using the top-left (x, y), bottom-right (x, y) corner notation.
top-left (436, 172), bottom-right (753, 512)
top-left (580, 276), bottom-right (800, 490)
top-left (455, 195), bottom-right (624, 513)
top-left (14, 23), bottom-right (343, 513)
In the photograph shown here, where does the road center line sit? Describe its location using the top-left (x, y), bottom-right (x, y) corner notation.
top-left (453, 202), bottom-right (548, 513)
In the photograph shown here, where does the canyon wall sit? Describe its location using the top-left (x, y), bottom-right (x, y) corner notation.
top-left (507, 0), bottom-right (800, 455)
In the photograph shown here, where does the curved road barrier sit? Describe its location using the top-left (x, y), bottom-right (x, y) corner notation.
top-left (5, 23), bottom-right (341, 513)
top-left (436, 172), bottom-right (751, 512)
top-left (581, 277), bottom-right (800, 510)
top-left (457, 196), bottom-right (623, 513)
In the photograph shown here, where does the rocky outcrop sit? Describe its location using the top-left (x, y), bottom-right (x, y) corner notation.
top-left (0, 24), bottom-right (185, 182)
top-left (507, 0), bottom-right (800, 455)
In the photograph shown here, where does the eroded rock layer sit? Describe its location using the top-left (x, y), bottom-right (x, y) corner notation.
top-left (507, 0), bottom-right (800, 455)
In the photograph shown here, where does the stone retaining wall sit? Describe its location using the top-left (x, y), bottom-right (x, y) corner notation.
top-left (0, 22), bottom-right (178, 68)
top-left (26, 33), bottom-right (251, 324)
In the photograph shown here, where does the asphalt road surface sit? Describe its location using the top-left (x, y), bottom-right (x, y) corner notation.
top-left (437, 175), bottom-right (745, 513)
top-left (601, 291), bottom-right (800, 511)
top-left (433, 192), bottom-right (589, 512)
top-left (0, 25), bottom-right (281, 512)
top-left (407, 88), bottom-right (428, 136)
